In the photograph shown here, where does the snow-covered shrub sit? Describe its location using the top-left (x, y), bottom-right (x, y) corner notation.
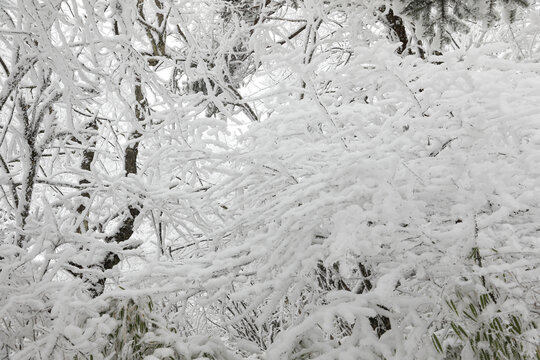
top-left (2, 0), bottom-right (540, 359)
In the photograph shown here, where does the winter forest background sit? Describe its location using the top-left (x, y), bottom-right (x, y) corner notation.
top-left (1, 0), bottom-right (540, 359)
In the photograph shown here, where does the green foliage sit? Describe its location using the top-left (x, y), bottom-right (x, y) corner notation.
top-left (103, 297), bottom-right (237, 360)
top-left (434, 288), bottom-right (538, 359)
top-left (106, 297), bottom-right (175, 360)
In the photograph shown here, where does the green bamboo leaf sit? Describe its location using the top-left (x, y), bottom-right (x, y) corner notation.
top-left (479, 293), bottom-right (490, 309)
top-left (463, 311), bottom-right (477, 322)
top-left (458, 325), bottom-right (468, 338)
top-left (510, 315), bottom-right (522, 334)
top-left (494, 318), bottom-right (503, 332)
top-left (451, 322), bottom-right (463, 339)
top-left (432, 334), bottom-right (443, 353)
top-left (446, 299), bottom-right (459, 315)
top-left (469, 304), bottom-right (478, 318)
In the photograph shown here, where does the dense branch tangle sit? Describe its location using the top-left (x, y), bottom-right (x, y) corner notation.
top-left (2, 1), bottom-right (538, 359)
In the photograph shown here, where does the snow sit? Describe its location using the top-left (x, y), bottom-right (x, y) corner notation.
top-left (1, 0), bottom-right (540, 359)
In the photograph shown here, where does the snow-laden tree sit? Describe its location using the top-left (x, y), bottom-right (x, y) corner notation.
top-left (200, 1), bottom-right (540, 359)
top-left (1, 0), bottom-right (539, 359)
top-left (0, 0), bottom-right (252, 357)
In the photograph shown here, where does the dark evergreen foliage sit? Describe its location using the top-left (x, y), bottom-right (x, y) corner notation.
top-left (398, 0), bottom-right (529, 47)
